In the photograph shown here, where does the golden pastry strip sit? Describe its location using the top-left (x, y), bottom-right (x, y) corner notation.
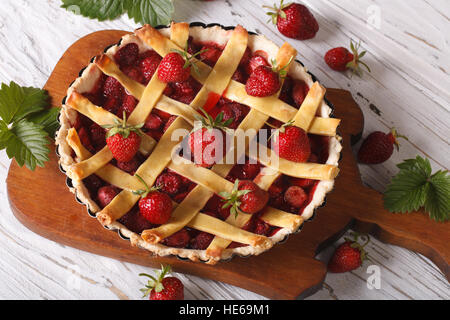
top-left (156, 95), bottom-right (201, 125)
top-left (135, 24), bottom-right (211, 83)
top-left (255, 144), bottom-right (339, 180)
top-left (67, 128), bottom-right (161, 192)
top-left (66, 128), bottom-right (91, 160)
top-left (308, 117), bottom-right (341, 136)
top-left (95, 54), bottom-right (146, 98)
top-left (292, 82), bottom-right (326, 131)
top-left (66, 21), bottom-right (189, 182)
top-left (138, 26), bottom-right (252, 244)
top-left (260, 207), bottom-right (304, 231)
top-left (141, 184), bottom-right (215, 243)
top-left (67, 91), bottom-right (120, 126)
top-left (140, 31), bottom-right (278, 246)
top-left (189, 25), bottom-right (248, 110)
top-left (169, 22), bottom-right (190, 47)
top-left (205, 45), bottom-right (301, 261)
top-left (187, 213), bottom-right (272, 248)
top-left (127, 73), bottom-right (167, 125)
top-left (134, 24), bottom-right (339, 136)
top-left (65, 91), bottom-right (156, 180)
top-left (253, 168), bottom-right (282, 191)
top-left (96, 117), bottom-right (191, 225)
top-left (168, 158), bottom-right (235, 194)
top-left (68, 146), bottom-right (113, 181)
top-left (95, 51), bottom-right (339, 137)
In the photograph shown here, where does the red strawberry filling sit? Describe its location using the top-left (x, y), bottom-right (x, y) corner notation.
top-left (198, 43), bottom-right (224, 67)
top-left (73, 39), bottom-right (329, 250)
top-left (97, 185), bottom-right (120, 208)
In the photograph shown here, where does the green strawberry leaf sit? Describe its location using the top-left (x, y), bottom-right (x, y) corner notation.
top-left (61, 0), bottom-right (125, 21)
top-left (124, 0), bottom-right (174, 26)
top-left (27, 107), bottom-right (61, 138)
top-left (383, 156), bottom-right (449, 222)
top-left (61, 0), bottom-right (174, 26)
top-left (425, 170), bottom-right (450, 222)
top-left (0, 82), bottom-right (49, 124)
top-left (0, 119), bottom-right (50, 171)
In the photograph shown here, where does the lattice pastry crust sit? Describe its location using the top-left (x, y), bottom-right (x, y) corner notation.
top-left (56, 23), bottom-right (342, 264)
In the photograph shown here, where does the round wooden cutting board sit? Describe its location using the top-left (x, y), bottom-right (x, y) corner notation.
top-left (6, 30), bottom-right (449, 299)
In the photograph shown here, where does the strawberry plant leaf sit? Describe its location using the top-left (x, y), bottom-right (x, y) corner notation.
top-left (124, 0), bottom-right (174, 26)
top-left (424, 170), bottom-right (450, 222)
top-left (27, 107), bottom-right (61, 138)
top-left (0, 119), bottom-right (50, 170)
top-left (0, 82), bottom-right (49, 124)
top-left (61, 0), bottom-right (125, 21)
top-left (383, 156), bottom-right (449, 222)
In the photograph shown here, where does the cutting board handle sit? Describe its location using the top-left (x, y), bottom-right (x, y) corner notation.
top-left (329, 89), bottom-right (449, 281)
top-left (352, 186), bottom-right (449, 280)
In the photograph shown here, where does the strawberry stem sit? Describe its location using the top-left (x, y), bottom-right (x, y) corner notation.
top-left (218, 179), bottom-right (252, 218)
top-left (171, 43), bottom-right (208, 76)
top-left (139, 264), bottom-right (172, 297)
top-left (390, 128), bottom-right (408, 152)
top-left (268, 118), bottom-right (295, 141)
top-left (102, 111), bottom-right (144, 139)
top-left (193, 107), bottom-right (233, 133)
top-left (133, 174), bottom-right (160, 198)
top-left (263, 0), bottom-right (291, 25)
top-left (346, 40), bottom-right (371, 76)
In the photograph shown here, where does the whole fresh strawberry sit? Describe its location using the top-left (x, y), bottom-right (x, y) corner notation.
top-left (272, 120), bottom-right (311, 163)
top-left (245, 59), bottom-right (290, 97)
top-left (245, 66), bottom-right (281, 97)
top-left (219, 179), bottom-right (269, 216)
top-left (325, 40), bottom-right (371, 75)
top-left (358, 128), bottom-right (407, 164)
top-left (245, 54), bottom-right (270, 76)
top-left (188, 108), bottom-right (233, 167)
top-left (140, 265), bottom-right (184, 300)
top-left (157, 52), bottom-right (191, 83)
top-left (157, 46), bottom-right (206, 83)
top-left (265, 1), bottom-right (319, 40)
top-left (134, 174), bottom-right (173, 225)
top-left (328, 233), bottom-right (370, 273)
top-left (102, 111), bottom-right (143, 162)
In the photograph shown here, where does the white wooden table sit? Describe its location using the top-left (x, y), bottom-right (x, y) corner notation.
top-left (0, 0), bottom-right (448, 300)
